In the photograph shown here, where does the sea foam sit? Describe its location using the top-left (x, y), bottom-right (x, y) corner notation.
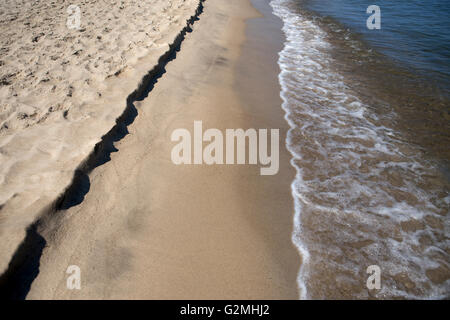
top-left (270, 0), bottom-right (449, 299)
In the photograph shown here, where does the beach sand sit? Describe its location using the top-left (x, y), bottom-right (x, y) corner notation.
top-left (0, 0), bottom-right (202, 280)
top-left (1, 0), bottom-right (300, 299)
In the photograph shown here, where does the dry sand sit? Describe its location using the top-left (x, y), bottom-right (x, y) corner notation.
top-left (1, 0), bottom-right (300, 299)
top-left (0, 0), bottom-right (201, 276)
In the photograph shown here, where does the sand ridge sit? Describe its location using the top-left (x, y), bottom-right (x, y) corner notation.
top-left (0, 0), bottom-right (202, 275)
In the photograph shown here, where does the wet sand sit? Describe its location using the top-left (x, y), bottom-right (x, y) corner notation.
top-left (24, 0), bottom-right (300, 299)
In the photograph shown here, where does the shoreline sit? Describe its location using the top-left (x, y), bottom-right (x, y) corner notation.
top-left (24, 0), bottom-right (300, 299)
top-left (271, 0), bottom-right (450, 298)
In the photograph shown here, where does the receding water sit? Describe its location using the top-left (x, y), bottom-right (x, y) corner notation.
top-left (270, 0), bottom-right (449, 299)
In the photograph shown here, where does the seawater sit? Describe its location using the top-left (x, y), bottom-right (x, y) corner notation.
top-left (270, 0), bottom-right (449, 299)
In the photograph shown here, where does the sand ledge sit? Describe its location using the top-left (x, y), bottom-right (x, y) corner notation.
top-left (0, 0), bottom-right (204, 282)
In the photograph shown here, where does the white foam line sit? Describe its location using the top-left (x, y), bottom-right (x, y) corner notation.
top-left (269, 0), bottom-right (311, 299)
top-left (292, 189), bottom-right (310, 300)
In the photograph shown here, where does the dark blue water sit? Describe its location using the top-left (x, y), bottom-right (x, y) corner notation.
top-left (304, 0), bottom-right (450, 89)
